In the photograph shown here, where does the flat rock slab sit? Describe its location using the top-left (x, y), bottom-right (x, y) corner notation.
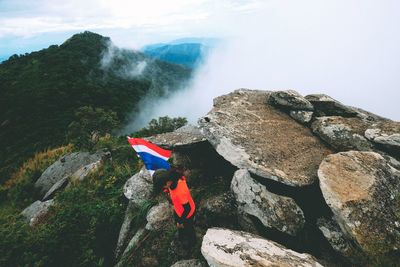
top-left (198, 89), bottom-right (332, 186)
top-left (231, 169), bottom-right (305, 236)
top-left (318, 151), bottom-right (400, 255)
top-left (312, 116), bottom-right (373, 151)
top-left (145, 125), bottom-right (207, 149)
top-left (201, 228), bottom-right (324, 267)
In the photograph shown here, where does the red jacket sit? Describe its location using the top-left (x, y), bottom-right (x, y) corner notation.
top-left (168, 176), bottom-right (195, 219)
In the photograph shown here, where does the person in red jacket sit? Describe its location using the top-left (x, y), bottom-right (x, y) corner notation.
top-left (153, 168), bottom-right (196, 246)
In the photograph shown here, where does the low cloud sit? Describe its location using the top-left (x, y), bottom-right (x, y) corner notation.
top-left (100, 41), bottom-right (147, 79)
top-left (123, 0), bottom-right (400, 128)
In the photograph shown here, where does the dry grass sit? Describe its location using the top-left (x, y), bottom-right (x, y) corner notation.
top-left (3, 144), bottom-right (73, 189)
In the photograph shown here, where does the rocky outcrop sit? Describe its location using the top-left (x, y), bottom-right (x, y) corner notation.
top-left (201, 228), bottom-right (323, 267)
top-left (145, 201), bottom-right (173, 231)
top-left (123, 168), bottom-right (153, 205)
top-left (231, 169), bottom-right (305, 236)
top-left (35, 151), bottom-right (109, 196)
top-left (268, 90), bottom-right (314, 111)
top-left (365, 121), bottom-right (400, 156)
top-left (170, 259), bottom-right (206, 267)
top-left (311, 116), bottom-right (373, 151)
top-left (199, 89), bottom-right (331, 186)
top-left (21, 200), bottom-right (54, 226)
top-left (290, 110), bottom-right (314, 124)
top-left (318, 151), bottom-right (400, 255)
top-left (145, 125), bottom-right (207, 149)
top-left (305, 94), bottom-right (358, 117)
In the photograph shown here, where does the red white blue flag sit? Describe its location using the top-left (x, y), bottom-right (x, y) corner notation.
top-left (127, 137), bottom-right (171, 176)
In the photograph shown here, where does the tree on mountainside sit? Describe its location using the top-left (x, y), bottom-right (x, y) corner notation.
top-left (135, 116), bottom-right (188, 137)
top-left (67, 106), bottom-right (120, 149)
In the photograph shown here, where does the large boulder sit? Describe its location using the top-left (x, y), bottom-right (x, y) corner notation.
top-left (21, 200), bottom-right (54, 227)
top-left (318, 151), bottom-right (400, 255)
top-left (268, 90), bottom-right (314, 111)
top-left (34, 151), bottom-right (109, 196)
top-left (123, 168), bottom-right (153, 205)
top-left (231, 169), bottom-right (305, 236)
top-left (199, 89), bottom-right (331, 186)
top-left (311, 116), bottom-right (373, 151)
top-left (201, 228), bottom-right (324, 267)
top-left (145, 124), bottom-right (207, 149)
top-left (145, 201), bottom-right (173, 231)
top-left (305, 94), bottom-right (358, 117)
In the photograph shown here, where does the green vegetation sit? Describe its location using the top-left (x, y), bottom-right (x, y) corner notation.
top-left (133, 116), bottom-right (188, 137)
top-left (67, 106), bottom-right (120, 149)
top-left (0, 115), bottom-right (192, 266)
top-left (0, 31), bottom-right (191, 183)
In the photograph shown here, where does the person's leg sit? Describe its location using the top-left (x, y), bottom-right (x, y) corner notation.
top-left (182, 216), bottom-right (196, 246)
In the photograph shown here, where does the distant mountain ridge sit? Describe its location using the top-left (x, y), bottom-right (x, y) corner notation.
top-left (0, 31), bottom-right (191, 181)
top-left (142, 38), bottom-right (217, 68)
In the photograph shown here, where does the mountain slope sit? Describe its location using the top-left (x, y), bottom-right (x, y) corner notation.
top-left (142, 42), bottom-right (210, 68)
top-left (0, 31), bottom-right (191, 181)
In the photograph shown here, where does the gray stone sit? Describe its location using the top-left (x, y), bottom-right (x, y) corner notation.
top-left (305, 94), bottom-right (358, 117)
top-left (317, 217), bottom-right (357, 258)
top-left (318, 151), bottom-right (400, 255)
top-left (201, 228), bottom-right (324, 267)
top-left (269, 90), bottom-right (314, 111)
top-left (34, 151), bottom-right (108, 196)
top-left (42, 177), bottom-right (69, 201)
top-left (21, 200), bottom-right (54, 227)
top-left (116, 227), bottom-right (148, 266)
top-left (199, 89), bottom-right (332, 186)
top-left (145, 124), bottom-right (207, 149)
top-left (123, 168), bottom-right (153, 205)
top-left (145, 201), bottom-right (173, 231)
top-left (171, 259), bottom-right (206, 267)
top-left (231, 169), bottom-right (305, 236)
top-left (312, 116), bottom-right (373, 151)
top-left (70, 160), bottom-right (103, 182)
top-left (365, 121), bottom-right (400, 155)
top-left (115, 201), bottom-right (136, 259)
top-left (290, 110), bottom-right (314, 124)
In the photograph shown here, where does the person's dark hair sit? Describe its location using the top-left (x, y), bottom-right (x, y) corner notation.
top-left (152, 168), bottom-right (185, 194)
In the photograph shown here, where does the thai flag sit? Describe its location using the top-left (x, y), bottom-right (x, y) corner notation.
top-left (127, 137), bottom-right (171, 176)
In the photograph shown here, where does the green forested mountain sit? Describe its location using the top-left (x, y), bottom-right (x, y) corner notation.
top-left (0, 31), bottom-right (191, 182)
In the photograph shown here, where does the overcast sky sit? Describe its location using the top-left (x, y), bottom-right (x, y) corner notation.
top-left (1, 0), bottom-right (399, 121)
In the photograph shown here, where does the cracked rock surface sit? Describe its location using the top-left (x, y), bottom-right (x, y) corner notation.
top-left (201, 228), bottom-right (324, 267)
top-left (123, 168), bottom-right (153, 205)
top-left (318, 151), bottom-right (400, 255)
top-left (145, 124), bottom-right (207, 149)
top-left (231, 169), bottom-right (305, 236)
top-left (199, 89), bottom-right (331, 186)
